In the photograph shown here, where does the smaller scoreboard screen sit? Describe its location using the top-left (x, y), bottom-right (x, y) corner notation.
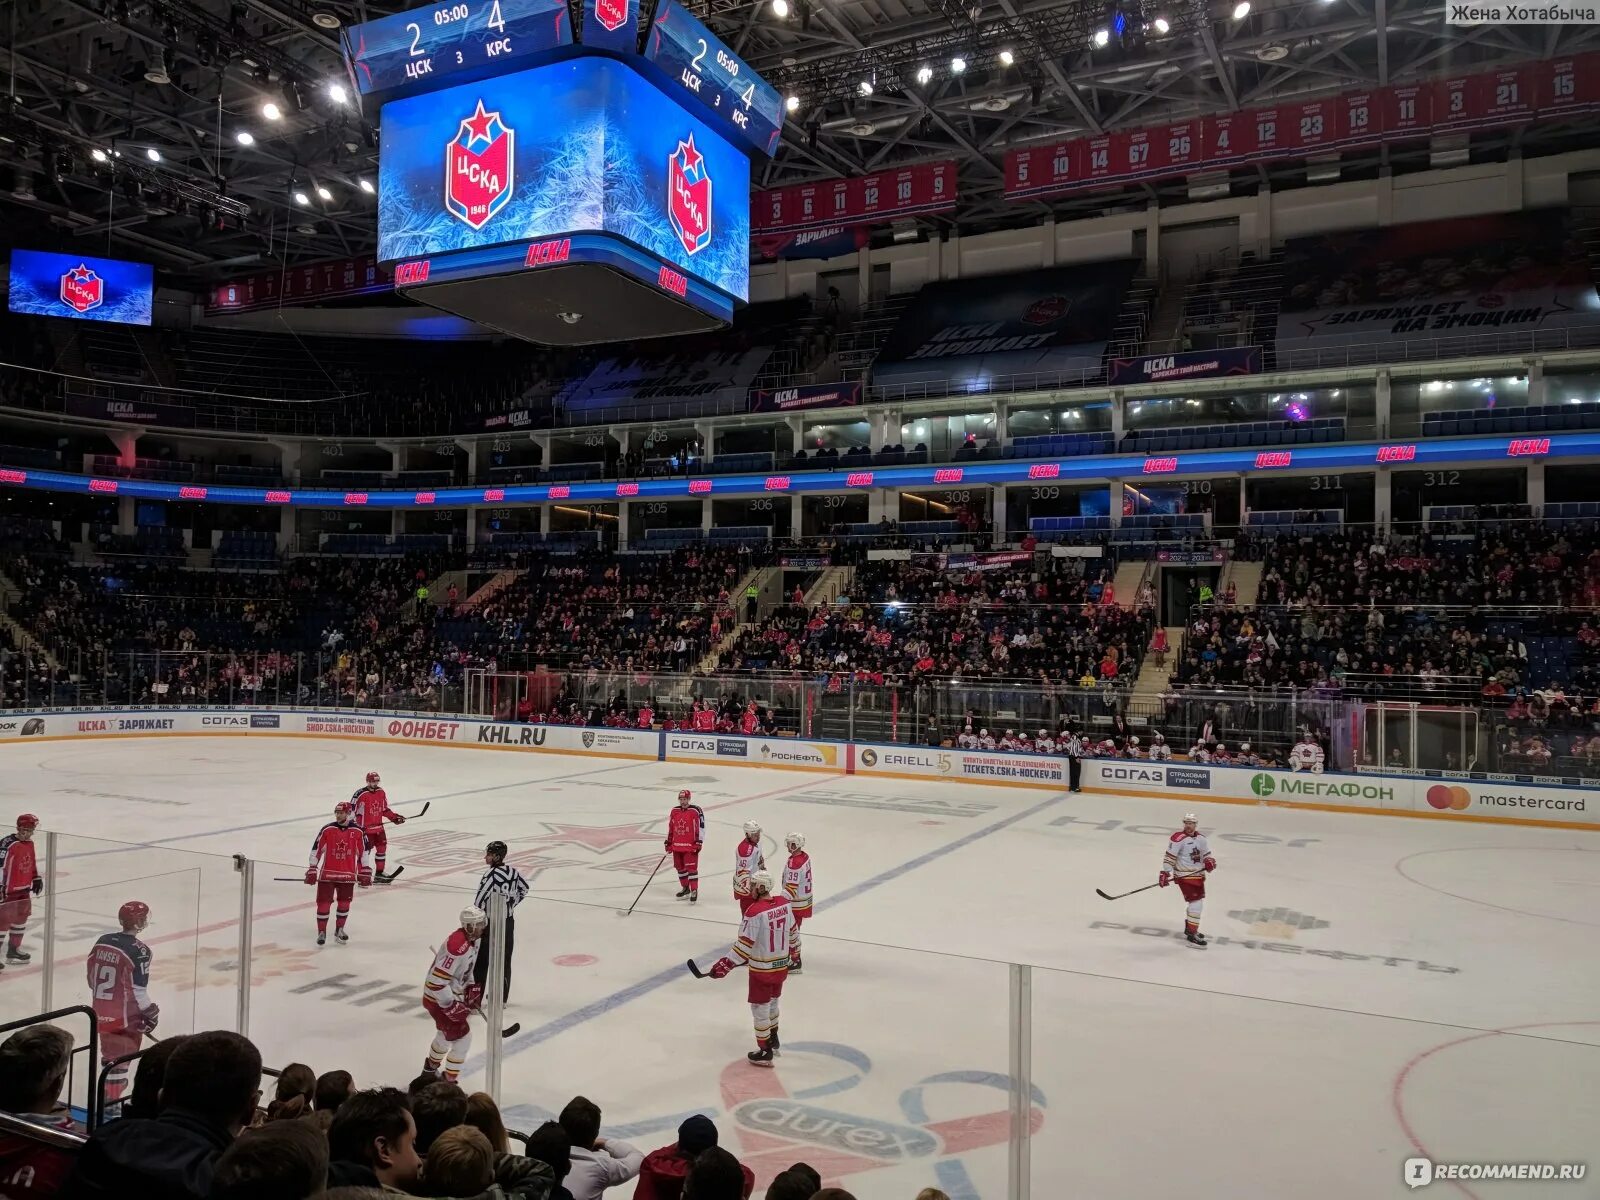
top-left (378, 56), bottom-right (750, 301)
top-left (645, 0), bottom-right (783, 156)
top-left (342, 0), bottom-right (572, 105)
top-left (7, 250), bottom-right (154, 326)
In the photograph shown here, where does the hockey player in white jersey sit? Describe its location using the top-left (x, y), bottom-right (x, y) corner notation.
top-left (734, 822), bottom-right (765, 915)
top-left (1159, 813), bottom-right (1217, 947)
top-left (781, 833), bottom-right (813, 974)
top-left (1147, 732), bottom-right (1172, 761)
top-left (1289, 733), bottom-right (1326, 772)
top-left (422, 906), bottom-right (487, 1082)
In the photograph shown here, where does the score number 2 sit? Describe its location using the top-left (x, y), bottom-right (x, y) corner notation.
top-left (406, 1), bottom-right (503, 54)
top-left (688, 36), bottom-right (757, 110)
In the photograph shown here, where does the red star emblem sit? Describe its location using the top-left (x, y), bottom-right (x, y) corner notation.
top-left (678, 134), bottom-right (703, 173)
top-left (524, 821), bottom-right (660, 854)
top-left (67, 264), bottom-right (95, 283)
top-left (463, 100), bottom-right (496, 144)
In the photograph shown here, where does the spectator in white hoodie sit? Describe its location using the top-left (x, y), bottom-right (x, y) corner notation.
top-left (558, 1096), bottom-right (642, 1200)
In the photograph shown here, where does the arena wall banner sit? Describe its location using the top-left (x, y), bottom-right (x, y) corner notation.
top-left (64, 393), bottom-right (197, 429)
top-left (1107, 346), bottom-right (1262, 387)
top-left (748, 382), bottom-right (863, 413)
top-left (1, 708), bottom-right (1595, 829)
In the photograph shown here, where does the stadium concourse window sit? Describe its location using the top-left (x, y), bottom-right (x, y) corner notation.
top-left (1124, 385), bottom-right (1371, 432)
top-left (897, 411), bottom-right (999, 459)
top-left (1547, 370), bottom-right (1600, 405)
top-left (1391, 375), bottom-right (1530, 420)
top-left (1007, 403), bottom-right (1111, 438)
top-left (801, 420), bottom-right (871, 453)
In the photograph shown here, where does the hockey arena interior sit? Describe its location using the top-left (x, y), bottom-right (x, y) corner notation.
top-left (2, 0), bottom-right (1600, 1195)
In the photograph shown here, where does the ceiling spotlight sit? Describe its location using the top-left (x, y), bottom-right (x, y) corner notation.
top-left (858, 79), bottom-right (873, 96)
top-left (145, 146), bottom-right (162, 162)
top-left (784, 94), bottom-right (801, 113)
top-left (950, 55), bottom-right (966, 74)
top-left (143, 53), bottom-right (171, 85)
top-left (90, 147), bottom-right (108, 163)
top-left (262, 101), bottom-right (282, 120)
top-left (1092, 26), bottom-right (1110, 46)
top-left (1232, 0), bottom-right (1250, 16)
top-left (771, 0), bottom-right (790, 15)
top-left (327, 81), bottom-right (348, 104)
top-left (915, 64), bottom-right (933, 84)
top-left (235, 129), bottom-right (255, 146)
top-left (293, 190), bottom-right (310, 206)
top-left (359, 177), bottom-right (375, 193)
top-left (311, 9), bottom-right (341, 27)
top-left (998, 48), bottom-right (1014, 66)
top-left (315, 184), bottom-right (333, 200)
top-left (1152, 15), bottom-right (1170, 32)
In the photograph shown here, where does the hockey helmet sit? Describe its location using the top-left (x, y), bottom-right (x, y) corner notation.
top-left (743, 820), bottom-right (762, 839)
top-left (16, 814), bottom-right (38, 831)
top-left (677, 789), bottom-right (693, 804)
top-left (119, 900), bottom-right (150, 931)
top-left (784, 832), bottom-right (805, 852)
top-left (485, 840), bottom-right (508, 861)
top-left (460, 906), bottom-right (488, 935)
top-left (334, 801), bottom-right (353, 819)
top-left (1182, 812), bottom-right (1199, 826)
top-left (1240, 742), bottom-right (1251, 751)
top-left (365, 771), bottom-right (381, 785)
top-left (1129, 736), bottom-right (1140, 746)
top-left (748, 870), bottom-right (774, 896)
top-left (1153, 732), bottom-right (1165, 742)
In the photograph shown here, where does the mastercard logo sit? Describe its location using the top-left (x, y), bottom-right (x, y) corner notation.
top-left (1426, 784), bottom-right (1471, 811)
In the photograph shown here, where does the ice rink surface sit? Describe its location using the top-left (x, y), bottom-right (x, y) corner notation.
top-left (2, 736), bottom-right (1596, 1199)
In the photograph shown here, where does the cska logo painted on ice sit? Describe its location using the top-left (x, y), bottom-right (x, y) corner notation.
top-left (668, 135), bottom-right (713, 256)
top-left (59, 263), bottom-right (104, 314)
top-left (445, 100), bottom-right (513, 230)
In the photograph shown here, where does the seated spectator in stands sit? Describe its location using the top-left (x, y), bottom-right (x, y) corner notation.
top-left (464, 1093), bottom-right (509, 1155)
top-left (266, 1062), bottom-right (316, 1121)
top-left (633, 1115), bottom-right (754, 1200)
top-left (558, 1096), bottom-right (641, 1200)
top-left (68, 1029), bottom-right (263, 1200)
top-left (524, 1121), bottom-right (579, 1200)
top-left (415, 1081), bottom-right (471, 1156)
top-left (316, 1069), bottom-right (357, 1122)
top-left (0, 1025), bottom-right (75, 1131)
top-left (423, 1125), bottom-right (552, 1199)
top-left (210, 1118), bottom-right (329, 1200)
top-left (121, 1033), bottom-right (186, 1120)
top-left (681, 1148), bottom-right (749, 1200)
top-left (327, 1087), bottom-right (423, 1193)
top-left (763, 1164), bottom-right (822, 1200)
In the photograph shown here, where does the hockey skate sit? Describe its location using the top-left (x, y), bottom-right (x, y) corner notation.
top-left (747, 1047), bottom-right (775, 1068)
top-left (788, 957), bottom-right (802, 975)
top-left (675, 886), bottom-right (691, 899)
top-left (335, 928), bottom-right (350, 944)
top-left (5, 948), bottom-right (29, 964)
top-left (769, 1028), bottom-right (780, 1056)
top-left (689, 891), bottom-right (697, 903)
top-left (1185, 930), bottom-right (1208, 947)
top-left (316, 931), bottom-right (326, 946)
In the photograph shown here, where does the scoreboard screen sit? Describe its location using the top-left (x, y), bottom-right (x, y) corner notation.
top-left (645, 0), bottom-right (783, 156)
top-left (7, 250), bottom-right (153, 326)
top-left (377, 56), bottom-right (749, 302)
top-left (341, 0), bottom-right (572, 106)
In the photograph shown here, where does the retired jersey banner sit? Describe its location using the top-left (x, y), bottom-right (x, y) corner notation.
top-left (205, 255), bottom-right (387, 316)
top-left (748, 382), bottom-right (862, 413)
top-left (1275, 212), bottom-right (1600, 360)
top-left (1107, 346), bottom-right (1262, 387)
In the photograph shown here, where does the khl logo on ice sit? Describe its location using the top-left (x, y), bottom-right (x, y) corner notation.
top-left (446, 100), bottom-right (513, 230)
top-left (668, 135), bottom-right (713, 256)
top-left (60, 263), bottom-right (104, 314)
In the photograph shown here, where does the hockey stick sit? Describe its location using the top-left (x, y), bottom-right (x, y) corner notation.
top-left (470, 1009), bottom-right (521, 1038)
top-left (1095, 882), bottom-right (1162, 901)
top-left (375, 865), bottom-right (405, 883)
top-left (409, 802), bottom-right (431, 819)
top-left (685, 957), bottom-right (745, 979)
top-left (619, 853), bottom-right (669, 917)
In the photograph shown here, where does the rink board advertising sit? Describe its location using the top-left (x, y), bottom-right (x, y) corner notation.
top-left (3, 708), bottom-right (1595, 830)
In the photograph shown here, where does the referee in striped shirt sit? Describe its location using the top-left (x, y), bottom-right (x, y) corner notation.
top-left (472, 840), bottom-right (529, 1003)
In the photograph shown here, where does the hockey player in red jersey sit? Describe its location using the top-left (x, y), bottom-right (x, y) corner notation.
top-left (0, 814), bottom-right (43, 964)
top-left (733, 821), bottom-right (765, 915)
top-left (307, 802), bottom-right (372, 945)
top-left (664, 790), bottom-right (705, 902)
top-left (707, 870), bottom-right (797, 1066)
top-left (87, 901), bottom-right (159, 1113)
top-left (781, 833), bottom-right (812, 974)
top-left (351, 770), bottom-right (406, 882)
top-left (423, 906), bottom-right (488, 1083)
top-left (1159, 813), bottom-right (1217, 947)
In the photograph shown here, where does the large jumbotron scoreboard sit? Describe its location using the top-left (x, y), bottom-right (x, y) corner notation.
top-left (343, 0), bottom-right (781, 343)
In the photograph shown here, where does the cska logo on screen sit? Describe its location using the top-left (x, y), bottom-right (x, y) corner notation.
top-left (668, 136), bottom-right (713, 256)
top-left (446, 100), bottom-right (514, 230)
top-left (59, 263), bottom-right (104, 314)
